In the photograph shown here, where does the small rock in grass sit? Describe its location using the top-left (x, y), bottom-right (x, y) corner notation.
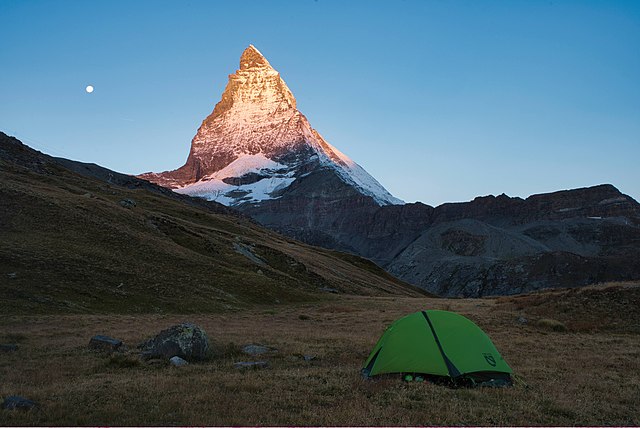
top-left (169, 356), bottom-right (189, 367)
top-left (303, 355), bottom-right (316, 361)
top-left (119, 199), bottom-right (136, 209)
top-left (242, 344), bottom-right (277, 356)
top-left (89, 335), bottom-right (123, 353)
top-left (517, 316), bottom-right (528, 325)
top-left (2, 396), bottom-right (38, 411)
top-left (234, 361), bottom-right (268, 370)
top-left (0, 344), bottom-right (18, 353)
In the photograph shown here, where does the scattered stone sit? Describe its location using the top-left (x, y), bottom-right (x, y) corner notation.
top-left (517, 316), bottom-right (528, 325)
top-left (233, 242), bottom-right (266, 266)
top-left (319, 287), bottom-right (339, 294)
top-left (119, 199), bottom-right (136, 209)
top-left (138, 323), bottom-right (209, 361)
top-left (233, 361), bottom-right (268, 370)
top-left (89, 335), bottom-right (123, 353)
top-left (303, 354), bottom-right (316, 361)
top-left (0, 344), bottom-right (18, 353)
top-left (169, 356), bottom-right (189, 367)
top-left (2, 396), bottom-right (38, 411)
top-left (242, 344), bottom-right (277, 356)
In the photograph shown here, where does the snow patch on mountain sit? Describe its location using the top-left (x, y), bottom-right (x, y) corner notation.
top-left (319, 144), bottom-right (403, 206)
top-left (205, 153), bottom-right (284, 180)
top-left (175, 153), bottom-right (294, 205)
top-left (302, 125), bottom-right (403, 205)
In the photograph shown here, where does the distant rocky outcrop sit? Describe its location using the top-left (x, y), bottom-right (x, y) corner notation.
top-left (388, 185), bottom-right (640, 296)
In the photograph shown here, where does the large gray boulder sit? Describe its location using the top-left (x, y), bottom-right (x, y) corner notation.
top-left (138, 323), bottom-right (209, 361)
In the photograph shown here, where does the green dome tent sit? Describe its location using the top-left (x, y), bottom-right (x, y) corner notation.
top-left (362, 310), bottom-right (512, 387)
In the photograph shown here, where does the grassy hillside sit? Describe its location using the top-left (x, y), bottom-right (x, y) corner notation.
top-left (1, 282), bottom-right (638, 426)
top-left (0, 133), bottom-right (422, 314)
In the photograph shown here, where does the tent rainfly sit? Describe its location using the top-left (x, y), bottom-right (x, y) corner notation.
top-left (362, 310), bottom-right (513, 387)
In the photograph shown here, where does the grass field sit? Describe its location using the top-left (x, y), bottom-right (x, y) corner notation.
top-left (1, 283), bottom-right (639, 426)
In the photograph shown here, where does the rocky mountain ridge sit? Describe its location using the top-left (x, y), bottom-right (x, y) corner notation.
top-left (245, 181), bottom-right (640, 296)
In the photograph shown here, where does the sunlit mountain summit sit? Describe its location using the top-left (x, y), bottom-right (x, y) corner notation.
top-left (139, 45), bottom-right (402, 206)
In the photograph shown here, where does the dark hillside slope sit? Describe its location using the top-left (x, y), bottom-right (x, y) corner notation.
top-left (0, 132), bottom-right (423, 314)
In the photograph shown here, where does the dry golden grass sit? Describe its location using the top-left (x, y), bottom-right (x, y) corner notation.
top-left (535, 318), bottom-right (568, 332)
top-left (1, 286), bottom-right (639, 426)
top-left (497, 281), bottom-right (640, 333)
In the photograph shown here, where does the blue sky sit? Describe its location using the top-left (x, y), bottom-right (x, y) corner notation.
top-left (1, 0), bottom-right (639, 206)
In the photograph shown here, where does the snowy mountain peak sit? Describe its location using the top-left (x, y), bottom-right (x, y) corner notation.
top-left (138, 45), bottom-right (403, 207)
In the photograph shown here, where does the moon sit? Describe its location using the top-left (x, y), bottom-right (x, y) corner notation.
top-left (85, 85), bottom-right (94, 93)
